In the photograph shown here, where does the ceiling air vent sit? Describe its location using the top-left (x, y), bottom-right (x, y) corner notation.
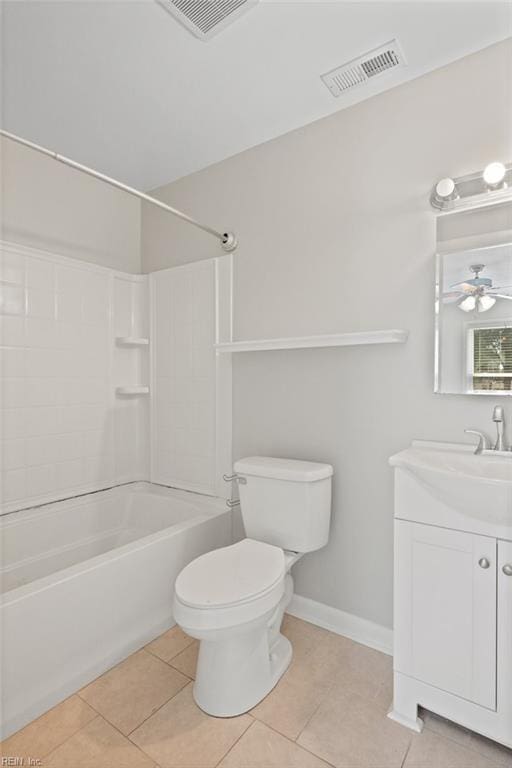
top-left (159, 0), bottom-right (259, 40)
top-left (321, 39), bottom-right (406, 97)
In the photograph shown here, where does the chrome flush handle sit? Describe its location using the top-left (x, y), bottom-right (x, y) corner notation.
top-left (222, 473), bottom-right (246, 484)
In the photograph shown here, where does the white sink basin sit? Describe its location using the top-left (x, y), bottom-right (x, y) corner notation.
top-left (390, 441), bottom-right (512, 525)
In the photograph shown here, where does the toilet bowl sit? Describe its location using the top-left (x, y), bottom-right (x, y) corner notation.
top-left (173, 456), bottom-right (333, 717)
top-left (173, 539), bottom-right (299, 717)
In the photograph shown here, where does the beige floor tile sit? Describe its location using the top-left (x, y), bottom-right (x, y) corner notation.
top-left (0, 695), bottom-right (96, 762)
top-left (146, 625), bottom-right (195, 663)
top-left (79, 649), bottom-right (189, 735)
top-left (169, 641), bottom-right (199, 679)
top-left (327, 638), bottom-right (393, 706)
top-left (44, 715), bottom-right (155, 768)
top-left (219, 720), bottom-right (331, 768)
top-left (298, 687), bottom-right (411, 768)
top-left (468, 733), bottom-right (512, 767)
top-left (404, 729), bottom-right (500, 768)
top-left (251, 627), bottom-right (352, 740)
top-left (281, 614), bottom-right (329, 660)
top-left (373, 668), bottom-right (394, 712)
top-left (250, 652), bottom-right (331, 740)
top-left (130, 682), bottom-right (252, 768)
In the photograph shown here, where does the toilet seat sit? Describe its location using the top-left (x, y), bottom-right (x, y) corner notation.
top-left (173, 539), bottom-right (286, 632)
top-left (175, 539), bottom-right (285, 608)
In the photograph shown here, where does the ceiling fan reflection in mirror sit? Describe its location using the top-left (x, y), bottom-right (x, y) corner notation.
top-left (444, 264), bottom-right (512, 313)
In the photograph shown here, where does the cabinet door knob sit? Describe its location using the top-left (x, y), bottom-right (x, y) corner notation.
top-left (478, 557), bottom-right (490, 569)
top-left (503, 564), bottom-right (512, 576)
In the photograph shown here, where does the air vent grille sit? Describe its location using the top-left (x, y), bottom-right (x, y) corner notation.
top-left (361, 49), bottom-right (401, 78)
top-left (321, 40), bottom-right (406, 97)
top-left (160, 0), bottom-right (259, 39)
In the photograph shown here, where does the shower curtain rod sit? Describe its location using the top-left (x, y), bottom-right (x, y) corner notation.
top-left (0, 129), bottom-right (238, 252)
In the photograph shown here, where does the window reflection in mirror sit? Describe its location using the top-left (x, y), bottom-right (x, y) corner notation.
top-left (435, 242), bottom-right (512, 395)
top-left (469, 324), bottom-right (512, 392)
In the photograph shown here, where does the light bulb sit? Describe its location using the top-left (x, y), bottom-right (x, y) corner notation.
top-left (459, 295), bottom-right (476, 312)
top-left (477, 295), bottom-right (496, 312)
top-left (435, 178), bottom-right (456, 199)
top-left (483, 162), bottom-right (506, 188)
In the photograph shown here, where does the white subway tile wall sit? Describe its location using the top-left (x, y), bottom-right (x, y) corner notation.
top-left (0, 244), bottom-right (149, 512)
top-left (151, 261), bottom-right (216, 495)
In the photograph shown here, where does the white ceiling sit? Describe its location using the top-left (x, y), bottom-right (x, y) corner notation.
top-left (2, 1), bottom-right (511, 191)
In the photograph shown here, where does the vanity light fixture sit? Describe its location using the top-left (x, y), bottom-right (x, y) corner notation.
top-left (483, 162), bottom-right (507, 189)
top-left (432, 178), bottom-right (458, 207)
top-left (436, 178), bottom-right (456, 197)
top-left (431, 161), bottom-right (512, 212)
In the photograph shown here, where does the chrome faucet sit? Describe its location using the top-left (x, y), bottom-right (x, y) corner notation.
top-left (492, 405), bottom-right (506, 451)
top-left (464, 429), bottom-right (489, 455)
top-left (465, 406), bottom-right (509, 454)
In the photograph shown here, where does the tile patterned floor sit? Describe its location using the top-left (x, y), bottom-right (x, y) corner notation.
top-left (2, 615), bottom-right (512, 768)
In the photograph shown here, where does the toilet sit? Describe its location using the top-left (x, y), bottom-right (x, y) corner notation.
top-left (173, 456), bottom-right (333, 717)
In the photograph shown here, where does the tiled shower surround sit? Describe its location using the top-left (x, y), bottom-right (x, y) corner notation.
top-left (0, 242), bottom-right (149, 512)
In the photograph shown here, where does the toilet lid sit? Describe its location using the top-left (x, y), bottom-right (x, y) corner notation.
top-left (175, 539), bottom-right (285, 609)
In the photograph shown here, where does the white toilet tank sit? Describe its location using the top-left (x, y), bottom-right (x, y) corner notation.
top-left (233, 457), bottom-right (333, 553)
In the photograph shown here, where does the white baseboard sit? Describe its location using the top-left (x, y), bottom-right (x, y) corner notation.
top-left (288, 593), bottom-right (393, 656)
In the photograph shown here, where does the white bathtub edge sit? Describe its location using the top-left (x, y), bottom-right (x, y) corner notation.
top-left (0, 614), bottom-right (177, 740)
top-left (1, 513), bottom-right (216, 606)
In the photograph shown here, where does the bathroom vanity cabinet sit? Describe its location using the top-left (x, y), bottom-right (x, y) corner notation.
top-left (389, 442), bottom-right (512, 749)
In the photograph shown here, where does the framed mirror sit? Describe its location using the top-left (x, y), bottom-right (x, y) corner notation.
top-left (435, 242), bottom-right (512, 395)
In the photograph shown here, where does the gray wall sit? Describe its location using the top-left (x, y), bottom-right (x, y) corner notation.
top-left (141, 40), bottom-right (512, 629)
top-left (1, 137), bottom-right (141, 272)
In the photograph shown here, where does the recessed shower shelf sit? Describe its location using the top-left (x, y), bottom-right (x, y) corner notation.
top-left (215, 329), bottom-right (409, 353)
top-left (115, 386), bottom-right (150, 396)
top-left (115, 336), bottom-right (149, 346)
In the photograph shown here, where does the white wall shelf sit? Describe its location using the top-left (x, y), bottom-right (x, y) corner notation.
top-left (115, 386), bottom-right (150, 396)
top-left (115, 336), bottom-right (149, 346)
top-left (215, 329), bottom-right (409, 353)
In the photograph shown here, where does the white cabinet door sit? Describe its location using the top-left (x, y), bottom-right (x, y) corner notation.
top-left (498, 540), bottom-right (512, 717)
top-left (394, 520), bottom-right (497, 710)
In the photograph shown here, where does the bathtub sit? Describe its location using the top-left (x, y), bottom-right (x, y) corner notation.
top-left (0, 482), bottom-right (231, 738)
